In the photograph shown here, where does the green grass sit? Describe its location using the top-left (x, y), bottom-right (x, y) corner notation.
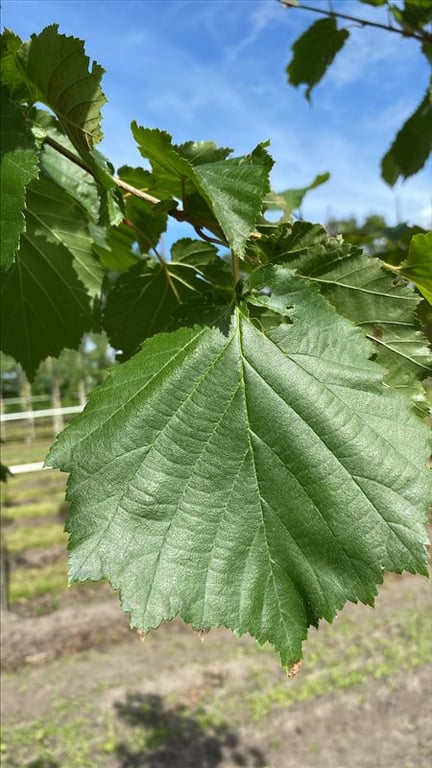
top-left (1, 438), bottom-right (53, 466)
top-left (8, 561), bottom-right (109, 604)
top-left (4, 522), bottom-right (67, 553)
top-left (9, 560), bottom-right (69, 603)
top-left (1, 581), bottom-right (431, 767)
top-left (242, 604), bottom-right (432, 720)
top-left (0, 694), bottom-right (232, 768)
top-left (1, 496), bottom-right (66, 521)
top-left (1, 420), bottom-right (76, 461)
top-left (2, 472), bottom-right (66, 506)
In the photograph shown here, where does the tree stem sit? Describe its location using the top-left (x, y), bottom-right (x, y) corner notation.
top-left (280, 0), bottom-right (432, 43)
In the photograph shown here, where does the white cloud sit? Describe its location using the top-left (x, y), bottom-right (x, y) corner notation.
top-left (223, 0), bottom-right (284, 63)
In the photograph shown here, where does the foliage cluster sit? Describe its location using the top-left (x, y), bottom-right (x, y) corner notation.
top-left (1, 22), bottom-right (431, 667)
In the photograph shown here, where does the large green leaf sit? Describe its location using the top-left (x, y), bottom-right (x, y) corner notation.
top-left (0, 179), bottom-right (95, 379)
top-left (398, 231), bottom-right (432, 305)
top-left (132, 124), bottom-right (273, 256)
top-left (17, 24), bottom-right (106, 153)
top-left (0, 86), bottom-right (39, 271)
top-left (103, 238), bottom-right (230, 357)
top-left (287, 18), bottom-right (350, 100)
top-left (250, 222), bottom-right (432, 399)
top-left (48, 271), bottom-right (430, 667)
top-left (381, 84), bottom-right (432, 185)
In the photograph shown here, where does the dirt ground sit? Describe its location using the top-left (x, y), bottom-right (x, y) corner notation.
top-left (2, 573), bottom-right (432, 768)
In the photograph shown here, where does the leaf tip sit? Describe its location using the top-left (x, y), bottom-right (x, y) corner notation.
top-left (286, 660), bottom-right (302, 678)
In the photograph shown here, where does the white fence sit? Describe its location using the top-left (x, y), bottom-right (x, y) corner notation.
top-left (1, 406), bottom-right (83, 422)
top-left (1, 405), bottom-right (85, 474)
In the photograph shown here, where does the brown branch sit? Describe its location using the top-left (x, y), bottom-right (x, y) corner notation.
top-left (280, 1), bottom-right (432, 43)
top-left (115, 178), bottom-right (160, 206)
top-left (43, 135), bottom-right (179, 212)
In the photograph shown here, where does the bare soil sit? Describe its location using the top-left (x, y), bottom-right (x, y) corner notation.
top-left (2, 574), bottom-right (432, 768)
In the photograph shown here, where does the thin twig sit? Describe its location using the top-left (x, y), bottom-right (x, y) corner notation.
top-left (193, 226), bottom-right (228, 247)
top-left (280, 0), bottom-right (432, 43)
top-left (43, 135), bottom-right (169, 208)
top-left (115, 178), bottom-right (161, 206)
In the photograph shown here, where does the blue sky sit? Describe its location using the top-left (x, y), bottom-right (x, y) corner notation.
top-left (3, 0), bottom-right (432, 235)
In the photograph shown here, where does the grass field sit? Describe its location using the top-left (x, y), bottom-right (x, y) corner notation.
top-left (2, 435), bottom-right (79, 608)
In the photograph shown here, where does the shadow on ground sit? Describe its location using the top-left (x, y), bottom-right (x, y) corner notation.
top-left (114, 692), bottom-right (266, 768)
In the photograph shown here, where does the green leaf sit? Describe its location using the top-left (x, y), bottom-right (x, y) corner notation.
top-left (390, 1), bottom-right (432, 32)
top-left (48, 270), bottom-right (430, 667)
top-left (399, 232), bottom-right (432, 305)
top-left (17, 24), bottom-right (106, 154)
top-left (26, 174), bottom-right (104, 297)
top-left (36, 114), bottom-right (101, 219)
top-left (0, 29), bottom-right (36, 103)
top-left (103, 238), bottom-right (230, 357)
top-left (176, 140), bottom-right (233, 165)
top-left (249, 222), bottom-right (432, 399)
top-left (381, 85), bottom-right (432, 185)
top-left (94, 223), bottom-right (140, 273)
top-left (0, 179), bottom-right (95, 379)
top-left (287, 18), bottom-right (350, 100)
top-left (132, 124), bottom-right (273, 256)
top-left (422, 41), bottom-right (432, 66)
top-left (131, 124), bottom-right (195, 199)
top-left (263, 172), bottom-right (330, 222)
top-left (194, 144), bottom-right (273, 256)
top-left (0, 86), bottom-right (39, 271)
top-left (26, 107), bottom-right (122, 231)
top-left (117, 167), bottom-right (169, 251)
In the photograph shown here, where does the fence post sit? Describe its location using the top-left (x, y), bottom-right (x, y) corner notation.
top-left (22, 379), bottom-right (35, 443)
top-left (0, 534), bottom-right (10, 613)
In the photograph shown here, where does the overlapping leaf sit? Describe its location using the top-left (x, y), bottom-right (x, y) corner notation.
top-left (398, 231), bottom-right (432, 305)
top-left (103, 238), bottom-right (230, 357)
top-left (263, 172), bottom-right (330, 224)
top-left (249, 222), bottom-right (432, 398)
top-left (48, 269), bottom-right (430, 667)
top-left (381, 84), bottom-right (432, 185)
top-left (17, 24), bottom-right (106, 153)
top-left (132, 124), bottom-right (273, 256)
top-left (0, 86), bottom-right (39, 270)
top-left (0, 178), bottom-right (96, 378)
top-left (194, 144), bottom-right (273, 256)
top-left (0, 29), bottom-right (36, 103)
top-left (118, 166), bottom-right (169, 251)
